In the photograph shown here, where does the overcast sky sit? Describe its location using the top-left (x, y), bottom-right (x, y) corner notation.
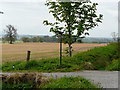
top-left (0, 0), bottom-right (119, 38)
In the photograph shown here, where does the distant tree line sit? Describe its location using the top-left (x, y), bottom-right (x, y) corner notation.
top-left (21, 36), bottom-right (43, 42)
top-left (20, 36), bottom-right (58, 43)
top-left (2, 25), bottom-right (118, 44)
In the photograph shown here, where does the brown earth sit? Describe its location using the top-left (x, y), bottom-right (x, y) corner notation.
top-left (1, 43), bottom-right (107, 63)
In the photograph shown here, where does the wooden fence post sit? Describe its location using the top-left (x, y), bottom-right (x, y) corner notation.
top-left (27, 50), bottom-right (31, 61)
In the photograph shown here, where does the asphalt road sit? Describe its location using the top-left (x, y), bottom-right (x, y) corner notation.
top-left (0, 71), bottom-right (119, 88)
top-left (41, 71), bottom-right (119, 88)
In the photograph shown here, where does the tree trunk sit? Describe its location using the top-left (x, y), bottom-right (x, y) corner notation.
top-left (9, 35), bottom-right (13, 44)
top-left (68, 43), bottom-right (72, 57)
top-left (9, 39), bottom-right (13, 44)
top-left (67, 5), bottom-right (72, 57)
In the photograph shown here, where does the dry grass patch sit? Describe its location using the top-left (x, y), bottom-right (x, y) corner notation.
top-left (2, 73), bottom-right (51, 88)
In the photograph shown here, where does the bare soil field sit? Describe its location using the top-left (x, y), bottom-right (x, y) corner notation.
top-left (1, 43), bottom-right (107, 63)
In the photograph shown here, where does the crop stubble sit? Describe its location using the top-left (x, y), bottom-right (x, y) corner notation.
top-left (1, 43), bottom-right (107, 63)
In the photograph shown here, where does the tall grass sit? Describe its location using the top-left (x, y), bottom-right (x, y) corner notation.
top-left (43, 76), bottom-right (100, 88)
top-left (106, 58), bottom-right (120, 71)
top-left (73, 43), bottom-right (119, 70)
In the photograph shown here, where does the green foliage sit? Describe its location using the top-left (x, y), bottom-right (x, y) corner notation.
top-left (43, 1), bottom-right (103, 57)
top-left (2, 43), bottom-right (119, 72)
top-left (73, 43), bottom-right (118, 70)
top-left (44, 1), bottom-right (103, 37)
top-left (43, 76), bottom-right (99, 88)
top-left (25, 60), bottom-right (40, 69)
top-left (106, 59), bottom-right (120, 71)
top-left (2, 59), bottom-right (79, 72)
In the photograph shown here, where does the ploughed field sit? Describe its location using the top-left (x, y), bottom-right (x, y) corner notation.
top-left (2, 43), bottom-right (107, 63)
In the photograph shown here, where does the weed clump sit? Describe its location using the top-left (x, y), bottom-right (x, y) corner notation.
top-left (2, 73), bottom-right (51, 88)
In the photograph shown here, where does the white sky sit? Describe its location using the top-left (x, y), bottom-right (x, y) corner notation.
top-left (0, 0), bottom-right (119, 37)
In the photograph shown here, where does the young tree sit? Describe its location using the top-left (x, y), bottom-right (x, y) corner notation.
top-left (3, 25), bottom-right (17, 44)
top-left (43, 0), bottom-right (103, 57)
top-left (111, 32), bottom-right (118, 42)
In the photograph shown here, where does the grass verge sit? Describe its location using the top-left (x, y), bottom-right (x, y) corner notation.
top-left (2, 43), bottom-right (120, 72)
top-left (43, 76), bottom-right (100, 88)
top-left (2, 73), bottom-right (99, 88)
